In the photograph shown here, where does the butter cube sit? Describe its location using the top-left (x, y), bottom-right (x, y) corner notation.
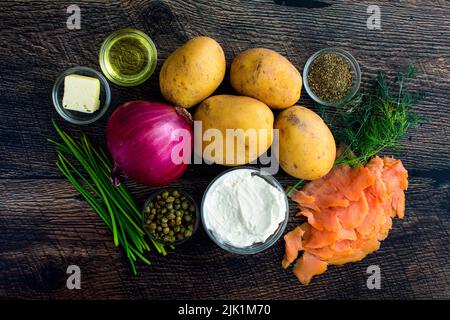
top-left (62, 74), bottom-right (100, 113)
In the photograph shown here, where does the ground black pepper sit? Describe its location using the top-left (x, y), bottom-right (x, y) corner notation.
top-left (307, 53), bottom-right (353, 102)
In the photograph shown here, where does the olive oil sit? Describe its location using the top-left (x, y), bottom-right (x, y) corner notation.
top-left (99, 29), bottom-right (157, 86)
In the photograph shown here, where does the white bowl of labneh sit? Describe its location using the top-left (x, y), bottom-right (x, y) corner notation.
top-left (201, 167), bottom-right (289, 254)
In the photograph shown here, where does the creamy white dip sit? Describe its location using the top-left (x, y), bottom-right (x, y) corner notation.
top-left (203, 168), bottom-right (287, 248)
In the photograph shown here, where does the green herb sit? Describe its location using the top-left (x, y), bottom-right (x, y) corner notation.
top-left (308, 53), bottom-right (353, 102)
top-left (49, 119), bottom-right (167, 275)
top-left (143, 190), bottom-right (196, 243)
top-left (320, 65), bottom-right (424, 167)
top-left (286, 179), bottom-right (305, 196)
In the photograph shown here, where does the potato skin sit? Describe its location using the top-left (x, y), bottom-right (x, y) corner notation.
top-left (274, 106), bottom-right (336, 180)
top-left (160, 37), bottom-right (226, 108)
top-left (193, 95), bottom-right (274, 166)
top-left (230, 48), bottom-right (302, 110)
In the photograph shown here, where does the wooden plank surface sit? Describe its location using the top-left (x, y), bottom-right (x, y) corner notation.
top-left (0, 0), bottom-right (449, 299)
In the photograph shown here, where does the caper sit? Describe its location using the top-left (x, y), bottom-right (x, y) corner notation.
top-left (145, 190), bottom-right (198, 242)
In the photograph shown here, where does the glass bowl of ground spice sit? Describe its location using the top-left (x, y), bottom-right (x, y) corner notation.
top-left (303, 48), bottom-right (361, 107)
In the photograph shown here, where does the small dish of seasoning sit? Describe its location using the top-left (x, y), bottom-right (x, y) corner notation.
top-left (201, 167), bottom-right (289, 254)
top-left (142, 188), bottom-right (199, 245)
top-left (303, 48), bottom-right (361, 107)
top-left (99, 28), bottom-right (157, 87)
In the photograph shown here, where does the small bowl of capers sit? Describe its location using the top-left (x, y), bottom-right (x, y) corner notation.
top-left (142, 188), bottom-right (199, 245)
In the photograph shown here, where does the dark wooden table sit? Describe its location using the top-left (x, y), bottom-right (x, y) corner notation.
top-left (1, 0), bottom-right (449, 300)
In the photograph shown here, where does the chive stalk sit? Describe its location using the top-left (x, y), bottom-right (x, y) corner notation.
top-left (49, 119), bottom-right (167, 275)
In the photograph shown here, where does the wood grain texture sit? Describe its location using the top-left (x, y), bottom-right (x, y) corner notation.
top-left (0, 0), bottom-right (449, 299)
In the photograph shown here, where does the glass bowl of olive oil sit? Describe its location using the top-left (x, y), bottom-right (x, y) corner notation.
top-left (99, 28), bottom-right (157, 87)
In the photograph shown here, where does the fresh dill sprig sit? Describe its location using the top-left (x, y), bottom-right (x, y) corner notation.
top-left (320, 65), bottom-right (424, 167)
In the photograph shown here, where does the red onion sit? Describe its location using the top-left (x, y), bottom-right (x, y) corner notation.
top-left (107, 100), bottom-right (193, 187)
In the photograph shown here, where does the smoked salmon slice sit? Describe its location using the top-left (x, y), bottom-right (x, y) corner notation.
top-left (382, 157), bottom-right (408, 219)
top-left (328, 165), bottom-right (376, 201)
top-left (293, 252), bottom-right (328, 285)
top-left (302, 224), bottom-right (339, 249)
top-left (282, 225), bottom-right (305, 269)
top-left (335, 192), bottom-right (369, 230)
top-left (283, 156), bottom-right (408, 285)
top-left (299, 208), bottom-right (341, 232)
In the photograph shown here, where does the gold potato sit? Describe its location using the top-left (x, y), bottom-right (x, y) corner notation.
top-left (230, 48), bottom-right (302, 110)
top-left (193, 95), bottom-right (274, 166)
top-left (274, 106), bottom-right (336, 180)
top-left (160, 37), bottom-right (226, 108)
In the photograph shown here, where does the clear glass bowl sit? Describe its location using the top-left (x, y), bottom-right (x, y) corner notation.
top-left (303, 47), bottom-right (361, 107)
top-left (201, 167), bottom-right (289, 255)
top-left (52, 66), bottom-right (111, 125)
top-left (142, 188), bottom-right (199, 246)
top-left (99, 28), bottom-right (157, 87)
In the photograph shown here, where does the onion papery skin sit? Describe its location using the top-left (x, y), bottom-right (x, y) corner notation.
top-left (107, 100), bottom-right (193, 187)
